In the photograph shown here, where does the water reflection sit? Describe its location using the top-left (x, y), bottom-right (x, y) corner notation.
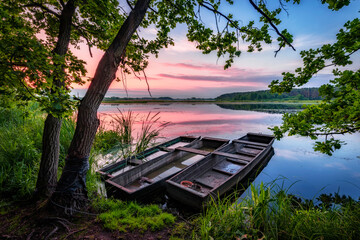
top-left (98, 103), bottom-right (360, 200)
top-left (216, 103), bottom-right (304, 113)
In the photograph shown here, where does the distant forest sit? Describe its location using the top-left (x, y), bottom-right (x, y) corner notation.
top-left (216, 88), bottom-right (321, 101)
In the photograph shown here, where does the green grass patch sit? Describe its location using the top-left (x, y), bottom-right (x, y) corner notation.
top-left (94, 198), bottom-right (176, 233)
top-left (192, 182), bottom-right (360, 240)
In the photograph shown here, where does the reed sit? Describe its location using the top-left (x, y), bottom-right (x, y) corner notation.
top-left (93, 109), bottom-right (169, 165)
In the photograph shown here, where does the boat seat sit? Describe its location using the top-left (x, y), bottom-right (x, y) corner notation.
top-left (193, 179), bottom-right (214, 189)
top-left (236, 150), bottom-right (257, 157)
top-left (213, 151), bottom-right (251, 161)
top-left (176, 147), bottom-right (210, 156)
top-left (212, 167), bottom-right (233, 176)
top-left (233, 139), bottom-right (268, 147)
top-left (226, 158), bottom-right (248, 165)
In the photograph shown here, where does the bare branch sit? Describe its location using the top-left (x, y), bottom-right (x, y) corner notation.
top-left (126, 0), bottom-right (134, 10)
top-left (149, 6), bottom-right (158, 14)
top-left (274, 44), bottom-right (284, 57)
top-left (142, 69), bottom-right (152, 97)
top-left (248, 0), bottom-right (296, 52)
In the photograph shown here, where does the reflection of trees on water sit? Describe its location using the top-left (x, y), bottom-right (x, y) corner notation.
top-left (216, 103), bottom-right (304, 114)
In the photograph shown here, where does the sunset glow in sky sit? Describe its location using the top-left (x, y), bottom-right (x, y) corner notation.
top-left (72, 1), bottom-right (360, 98)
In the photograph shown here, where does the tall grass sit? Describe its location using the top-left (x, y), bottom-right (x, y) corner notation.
top-left (0, 103), bottom-right (43, 199)
top-left (193, 182), bottom-right (360, 240)
top-left (0, 102), bottom-right (76, 199)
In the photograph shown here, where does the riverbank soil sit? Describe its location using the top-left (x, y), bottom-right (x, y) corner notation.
top-left (0, 200), bottom-right (175, 240)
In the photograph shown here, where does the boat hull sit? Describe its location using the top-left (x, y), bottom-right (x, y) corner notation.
top-left (105, 137), bottom-right (229, 201)
top-left (166, 133), bottom-right (275, 209)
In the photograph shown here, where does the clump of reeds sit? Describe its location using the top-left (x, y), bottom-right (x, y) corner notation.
top-left (93, 109), bottom-right (169, 167)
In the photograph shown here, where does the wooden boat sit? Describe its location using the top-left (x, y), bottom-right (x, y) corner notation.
top-left (97, 136), bottom-right (199, 179)
top-left (105, 137), bottom-right (229, 201)
top-left (165, 133), bottom-right (275, 209)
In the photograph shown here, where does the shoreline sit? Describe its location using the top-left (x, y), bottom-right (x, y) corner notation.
top-left (101, 100), bottom-right (320, 104)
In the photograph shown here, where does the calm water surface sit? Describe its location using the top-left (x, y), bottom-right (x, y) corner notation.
top-left (98, 103), bottom-right (360, 200)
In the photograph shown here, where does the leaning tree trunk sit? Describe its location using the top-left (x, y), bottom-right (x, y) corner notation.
top-left (50, 0), bottom-right (151, 214)
top-left (35, 1), bottom-right (76, 199)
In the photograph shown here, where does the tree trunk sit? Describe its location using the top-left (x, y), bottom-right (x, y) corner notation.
top-left (51, 0), bottom-right (150, 213)
top-left (36, 115), bottom-right (62, 197)
top-left (35, 0), bottom-right (76, 199)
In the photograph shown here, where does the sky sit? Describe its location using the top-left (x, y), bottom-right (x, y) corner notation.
top-left (71, 1), bottom-right (360, 99)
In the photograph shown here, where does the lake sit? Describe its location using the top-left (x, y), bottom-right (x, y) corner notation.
top-left (98, 103), bottom-right (360, 200)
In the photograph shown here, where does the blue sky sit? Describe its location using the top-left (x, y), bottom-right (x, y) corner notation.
top-left (72, 0), bottom-right (360, 98)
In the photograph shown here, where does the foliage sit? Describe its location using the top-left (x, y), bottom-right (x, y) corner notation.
top-left (216, 88), bottom-right (321, 102)
top-left (193, 182), bottom-right (360, 240)
top-left (0, 1), bottom-right (88, 118)
top-left (269, 8), bottom-right (360, 154)
top-left (94, 198), bottom-right (175, 232)
top-left (0, 100), bottom-right (76, 199)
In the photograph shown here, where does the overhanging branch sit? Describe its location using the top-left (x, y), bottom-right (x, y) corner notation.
top-left (248, 0), bottom-right (296, 52)
top-left (22, 3), bottom-right (61, 18)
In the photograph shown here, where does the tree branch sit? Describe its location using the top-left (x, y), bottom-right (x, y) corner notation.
top-left (22, 3), bottom-right (61, 18)
top-left (71, 24), bottom-right (94, 57)
top-left (126, 0), bottom-right (134, 10)
top-left (248, 0), bottom-right (296, 52)
top-left (199, 1), bottom-right (250, 34)
top-left (313, 126), bottom-right (360, 136)
top-left (58, 0), bottom-right (65, 8)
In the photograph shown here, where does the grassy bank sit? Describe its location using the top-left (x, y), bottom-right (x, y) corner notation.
top-left (191, 183), bottom-right (360, 240)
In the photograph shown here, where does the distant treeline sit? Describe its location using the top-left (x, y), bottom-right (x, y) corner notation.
top-left (102, 96), bottom-right (213, 102)
top-left (216, 88), bottom-right (321, 101)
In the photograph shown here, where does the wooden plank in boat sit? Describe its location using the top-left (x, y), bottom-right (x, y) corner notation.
top-left (128, 159), bottom-right (143, 165)
top-left (158, 146), bottom-right (173, 152)
top-left (202, 136), bottom-right (231, 143)
top-left (194, 170), bottom-right (229, 189)
top-left (212, 167), bottom-right (234, 176)
top-left (213, 151), bottom-right (251, 161)
top-left (233, 139), bottom-right (268, 147)
top-left (243, 145), bottom-right (265, 150)
top-left (176, 147), bottom-right (210, 156)
top-left (226, 158), bottom-right (249, 165)
top-left (237, 150), bottom-right (257, 157)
